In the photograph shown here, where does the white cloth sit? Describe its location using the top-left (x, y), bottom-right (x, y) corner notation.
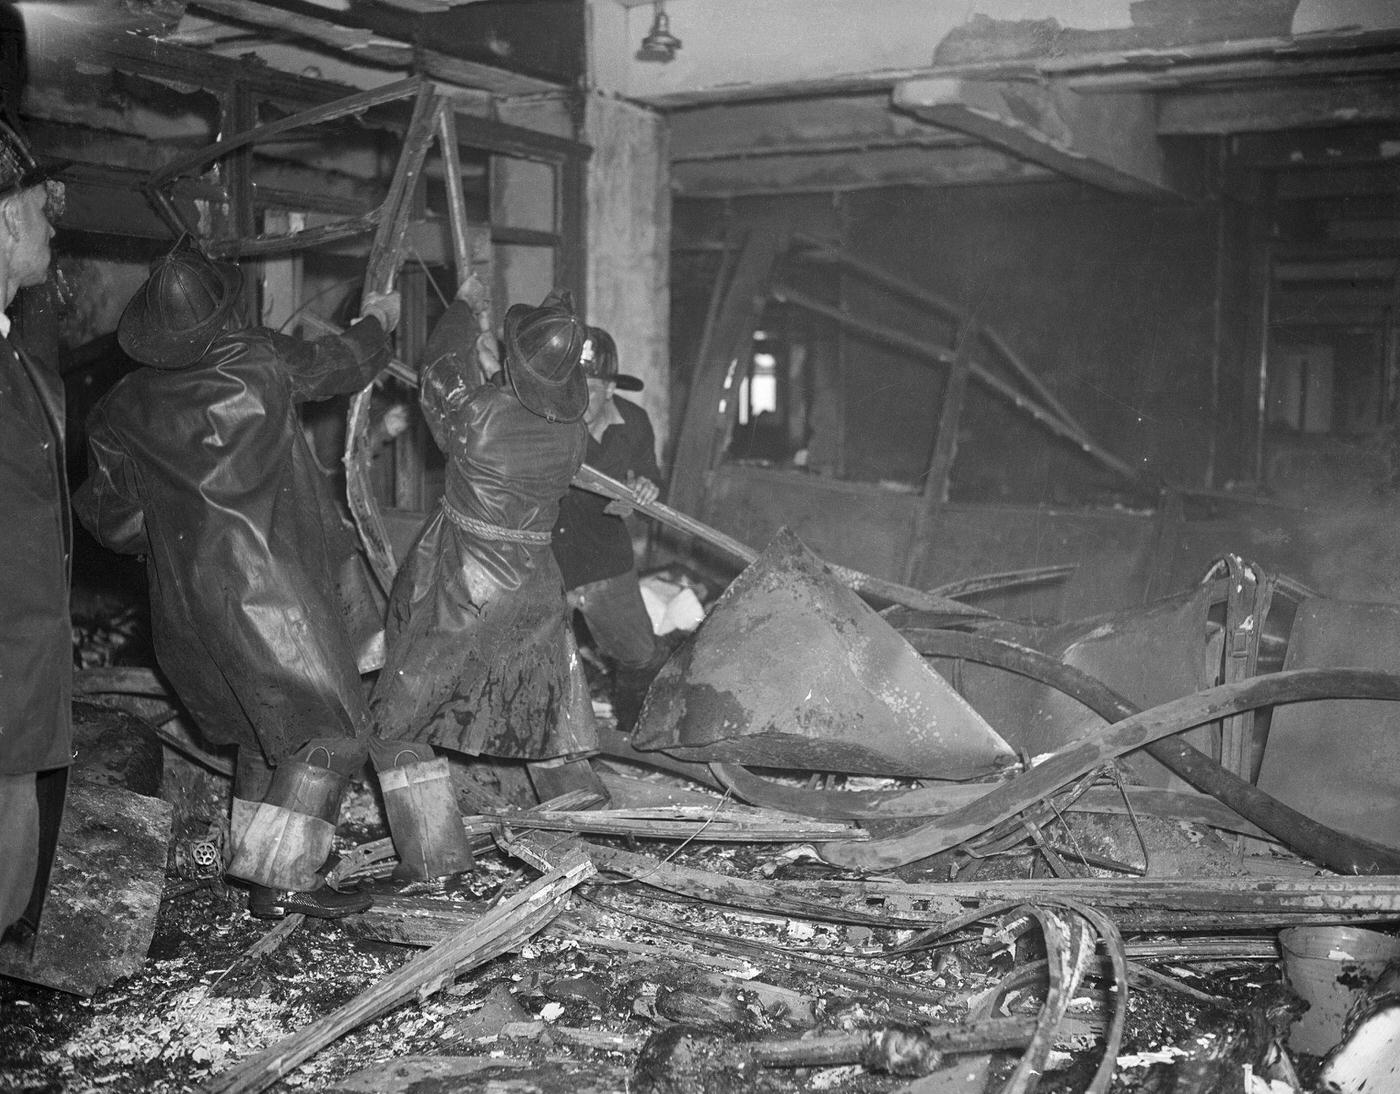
top-left (639, 575), bottom-right (706, 636)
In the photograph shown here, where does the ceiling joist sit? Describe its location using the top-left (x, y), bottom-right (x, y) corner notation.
top-left (893, 78), bottom-right (1175, 198)
top-left (181, 0), bottom-right (562, 95)
top-left (672, 142), bottom-right (1051, 198)
top-left (668, 95), bottom-right (972, 165)
top-left (1160, 77), bottom-right (1400, 135)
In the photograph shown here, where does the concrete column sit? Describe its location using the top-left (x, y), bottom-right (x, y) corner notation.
top-left (584, 92), bottom-right (671, 462)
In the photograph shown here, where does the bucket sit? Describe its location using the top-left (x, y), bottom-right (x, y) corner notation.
top-left (1280, 926), bottom-right (1400, 1056)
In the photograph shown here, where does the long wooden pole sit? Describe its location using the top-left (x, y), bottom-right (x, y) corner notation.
top-left (570, 464), bottom-right (987, 617)
top-left (435, 103), bottom-right (473, 277)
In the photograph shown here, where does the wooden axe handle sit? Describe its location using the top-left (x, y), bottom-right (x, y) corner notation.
top-left (572, 463), bottom-right (756, 564)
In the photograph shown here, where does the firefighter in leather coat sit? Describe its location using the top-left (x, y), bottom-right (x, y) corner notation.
top-left (0, 119), bottom-right (71, 945)
top-left (370, 285), bottom-right (600, 802)
top-left (73, 238), bottom-right (430, 918)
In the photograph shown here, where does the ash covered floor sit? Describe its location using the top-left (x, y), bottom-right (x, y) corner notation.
top-left (4, 574), bottom-right (1397, 1094)
top-left (0, 762), bottom-right (1364, 1094)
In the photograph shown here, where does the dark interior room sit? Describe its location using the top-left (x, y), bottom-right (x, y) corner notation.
top-left (2, 2), bottom-right (1399, 1091)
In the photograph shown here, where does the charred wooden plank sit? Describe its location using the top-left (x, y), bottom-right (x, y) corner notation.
top-left (583, 840), bottom-right (1400, 932)
top-left (481, 805), bottom-right (861, 843)
top-left (574, 463), bottom-right (985, 616)
top-left (203, 844), bottom-right (594, 1094)
top-left (0, 778), bottom-right (170, 997)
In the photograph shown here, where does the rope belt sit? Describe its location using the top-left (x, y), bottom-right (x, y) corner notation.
top-left (441, 498), bottom-right (552, 545)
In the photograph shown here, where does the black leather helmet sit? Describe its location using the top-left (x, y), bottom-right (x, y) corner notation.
top-left (501, 289), bottom-right (587, 422)
top-left (117, 235), bottom-right (243, 370)
top-left (581, 325), bottom-right (642, 392)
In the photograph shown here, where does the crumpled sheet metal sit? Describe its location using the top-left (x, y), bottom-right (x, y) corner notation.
top-left (1259, 597), bottom-right (1400, 849)
top-left (922, 581), bottom-right (1222, 790)
top-left (632, 528), bottom-right (1015, 779)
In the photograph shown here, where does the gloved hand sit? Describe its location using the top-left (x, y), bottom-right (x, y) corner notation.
top-left (360, 290), bottom-right (402, 334)
top-left (380, 404), bottom-right (410, 440)
top-left (475, 331), bottom-right (502, 380)
top-left (456, 274), bottom-right (493, 332)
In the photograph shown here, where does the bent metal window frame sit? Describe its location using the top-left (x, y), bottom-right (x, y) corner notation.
top-left (142, 74), bottom-right (589, 303)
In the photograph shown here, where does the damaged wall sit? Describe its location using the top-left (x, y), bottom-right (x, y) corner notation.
top-left (673, 179), bottom-right (1400, 617)
top-left (677, 180), bottom-right (1228, 501)
top-left (842, 182), bottom-right (1223, 497)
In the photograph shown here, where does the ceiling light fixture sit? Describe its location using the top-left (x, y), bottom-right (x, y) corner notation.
top-left (636, 0), bottom-right (681, 63)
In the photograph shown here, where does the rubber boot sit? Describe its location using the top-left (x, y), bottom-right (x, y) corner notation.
top-left (228, 751), bottom-right (349, 892)
top-left (612, 640), bottom-right (671, 734)
top-left (371, 740), bottom-right (475, 881)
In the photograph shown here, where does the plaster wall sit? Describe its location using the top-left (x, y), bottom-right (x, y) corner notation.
top-left (678, 184), bottom-right (1400, 615)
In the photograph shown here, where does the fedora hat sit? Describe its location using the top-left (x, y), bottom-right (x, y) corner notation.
top-left (502, 289), bottom-right (587, 423)
top-left (118, 236), bottom-right (243, 370)
top-left (582, 326), bottom-right (642, 392)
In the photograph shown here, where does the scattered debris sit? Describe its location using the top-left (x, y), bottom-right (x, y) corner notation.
top-left (5, 545), bottom-right (1400, 1093)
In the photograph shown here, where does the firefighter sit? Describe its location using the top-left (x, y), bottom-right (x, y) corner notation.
top-left (73, 237), bottom-right (432, 917)
top-left (370, 283), bottom-right (601, 805)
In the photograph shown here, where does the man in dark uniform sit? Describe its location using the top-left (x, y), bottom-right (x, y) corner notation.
top-left (550, 326), bottom-right (666, 726)
top-left (0, 118), bottom-right (71, 944)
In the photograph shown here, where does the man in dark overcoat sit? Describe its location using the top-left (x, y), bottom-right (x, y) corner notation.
top-left (551, 325), bottom-right (666, 727)
top-left (0, 119), bottom-right (71, 944)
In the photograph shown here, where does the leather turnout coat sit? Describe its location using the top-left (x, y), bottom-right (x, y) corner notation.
top-left (0, 333), bottom-right (72, 777)
top-left (370, 299), bottom-right (595, 759)
top-left (73, 320), bottom-right (389, 764)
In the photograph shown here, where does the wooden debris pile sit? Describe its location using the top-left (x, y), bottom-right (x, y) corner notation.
top-left (12, 548), bottom-right (1397, 1094)
top-left (176, 737), bottom-right (1399, 1094)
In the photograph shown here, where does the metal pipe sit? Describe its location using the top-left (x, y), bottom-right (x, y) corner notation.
top-left (901, 629), bottom-right (1400, 876)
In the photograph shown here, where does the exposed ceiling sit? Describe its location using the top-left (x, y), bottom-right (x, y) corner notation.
top-left (11, 0), bottom-right (1400, 297)
top-left (619, 2), bottom-right (1400, 205)
top-left (9, 0), bottom-right (580, 99)
top-left (15, 0), bottom-right (1400, 206)
top-left (587, 0), bottom-right (1400, 329)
